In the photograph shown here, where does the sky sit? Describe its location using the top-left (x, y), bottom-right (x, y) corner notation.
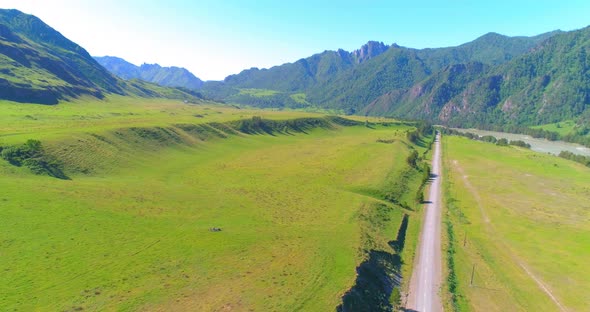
top-left (2, 0), bottom-right (590, 80)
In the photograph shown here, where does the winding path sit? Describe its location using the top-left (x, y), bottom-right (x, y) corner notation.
top-left (406, 132), bottom-right (443, 312)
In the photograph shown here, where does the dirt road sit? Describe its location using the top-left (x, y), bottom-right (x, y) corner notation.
top-left (406, 132), bottom-right (443, 312)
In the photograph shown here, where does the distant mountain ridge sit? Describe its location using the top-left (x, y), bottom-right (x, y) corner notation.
top-left (200, 28), bottom-right (590, 129)
top-left (94, 56), bottom-right (204, 90)
top-left (203, 31), bottom-right (557, 108)
top-left (0, 9), bottom-right (201, 104)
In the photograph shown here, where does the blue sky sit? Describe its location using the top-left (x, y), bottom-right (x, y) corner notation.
top-left (3, 0), bottom-right (590, 80)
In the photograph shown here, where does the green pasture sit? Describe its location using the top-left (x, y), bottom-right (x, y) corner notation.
top-left (531, 120), bottom-right (577, 136)
top-left (0, 97), bottom-right (422, 311)
top-left (442, 135), bottom-right (590, 311)
top-left (237, 88), bottom-right (280, 97)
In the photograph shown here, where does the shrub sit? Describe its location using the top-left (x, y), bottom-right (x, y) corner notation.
top-left (496, 138), bottom-right (509, 146)
top-left (509, 140), bottom-right (531, 148)
top-left (406, 150), bottom-right (419, 168)
top-left (0, 139), bottom-right (68, 179)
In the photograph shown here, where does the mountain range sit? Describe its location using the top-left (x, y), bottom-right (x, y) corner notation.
top-left (0, 9), bottom-right (201, 104)
top-left (201, 29), bottom-right (590, 129)
top-left (94, 56), bottom-right (204, 90)
top-left (1, 8), bottom-right (589, 130)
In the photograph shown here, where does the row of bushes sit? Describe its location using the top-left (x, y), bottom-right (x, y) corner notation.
top-left (457, 122), bottom-right (590, 147)
top-left (415, 163), bottom-right (431, 204)
top-left (497, 138), bottom-right (531, 148)
top-left (558, 150), bottom-right (590, 167)
top-left (441, 128), bottom-right (531, 148)
top-left (228, 116), bottom-right (361, 135)
top-left (445, 216), bottom-right (460, 311)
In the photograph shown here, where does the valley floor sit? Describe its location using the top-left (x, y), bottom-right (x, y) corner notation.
top-left (442, 135), bottom-right (590, 311)
top-left (0, 98), bottom-right (425, 311)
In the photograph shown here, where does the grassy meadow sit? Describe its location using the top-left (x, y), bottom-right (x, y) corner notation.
top-left (532, 120), bottom-right (578, 136)
top-left (442, 135), bottom-right (590, 311)
top-left (237, 88), bottom-right (281, 97)
top-left (0, 97), bottom-right (426, 311)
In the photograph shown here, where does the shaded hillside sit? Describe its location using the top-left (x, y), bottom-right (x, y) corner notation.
top-left (364, 62), bottom-right (489, 119)
top-left (0, 9), bottom-right (123, 103)
top-left (365, 27), bottom-right (590, 128)
top-left (94, 56), bottom-right (204, 90)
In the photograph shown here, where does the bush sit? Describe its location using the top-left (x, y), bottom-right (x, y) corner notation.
top-left (559, 150), bottom-right (590, 167)
top-left (509, 140), bottom-right (531, 148)
top-left (480, 135), bottom-right (497, 143)
top-left (406, 150), bottom-right (419, 168)
top-left (496, 138), bottom-right (509, 146)
top-left (1, 139), bottom-right (43, 165)
top-left (0, 139), bottom-right (68, 179)
top-left (406, 130), bottom-right (420, 144)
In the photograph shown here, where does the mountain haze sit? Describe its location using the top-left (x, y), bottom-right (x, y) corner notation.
top-left (94, 56), bottom-right (204, 90)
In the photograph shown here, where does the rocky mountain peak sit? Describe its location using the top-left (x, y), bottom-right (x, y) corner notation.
top-left (352, 41), bottom-right (389, 63)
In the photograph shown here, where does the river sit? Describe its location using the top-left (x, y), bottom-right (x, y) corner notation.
top-left (452, 128), bottom-right (590, 157)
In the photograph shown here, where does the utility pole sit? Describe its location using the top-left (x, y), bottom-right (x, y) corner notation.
top-left (470, 264), bottom-right (476, 286)
top-left (463, 233), bottom-right (467, 247)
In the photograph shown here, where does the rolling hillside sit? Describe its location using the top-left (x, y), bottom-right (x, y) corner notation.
top-left (0, 97), bottom-right (431, 311)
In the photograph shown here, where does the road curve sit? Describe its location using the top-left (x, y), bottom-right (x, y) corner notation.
top-left (406, 132), bottom-right (443, 312)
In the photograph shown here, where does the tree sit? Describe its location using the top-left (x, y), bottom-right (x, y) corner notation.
top-left (496, 138), bottom-right (508, 146)
top-left (407, 150), bottom-right (419, 168)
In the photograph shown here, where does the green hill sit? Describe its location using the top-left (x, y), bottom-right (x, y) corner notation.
top-left (363, 62), bottom-right (489, 119)
top-left (366, 27), bottom-right (590, 129)
top-left (0, 9), bottom-right (201, 104)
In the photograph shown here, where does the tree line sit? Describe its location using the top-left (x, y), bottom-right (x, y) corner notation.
top-left (558, 151), bottom-right (590, 167)
top-left (440, 128), bottom-right (531, 148)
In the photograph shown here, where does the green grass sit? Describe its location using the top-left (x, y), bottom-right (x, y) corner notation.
top-left (0, 95), bottom-right (323, 144)
top-left (531, 120), bottom-right (577, 136)
top-left (0, 97), bottom-right (423, 311)
top-left (0, 52), bottom-right (68, 88)
top-left (238, 88), bottom-right (280, 97)
top-left (442, 135), bottom-right (590, 311)
top-left (0, 40), bottom-right (68, 87)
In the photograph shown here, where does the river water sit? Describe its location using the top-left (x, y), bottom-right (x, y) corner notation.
top-left (452, 128), bottom-right (590, 157)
